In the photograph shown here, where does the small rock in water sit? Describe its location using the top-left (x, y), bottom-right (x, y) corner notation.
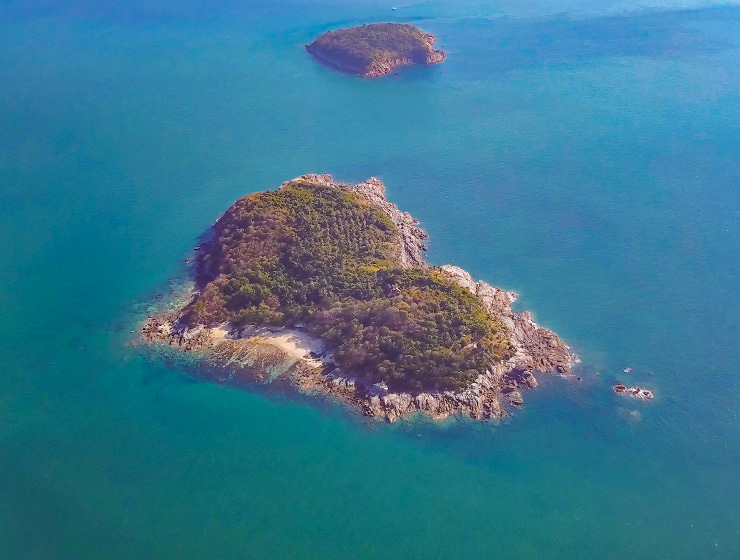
top-left (623, 367), bottom-right (634, 374)
top-left (613, 384), bottom-right (654, 400)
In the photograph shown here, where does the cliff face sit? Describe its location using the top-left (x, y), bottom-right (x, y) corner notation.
top-left (305, 23), bottom-right (446, 78)
top-left (142, 174), bottom-right (575, 423)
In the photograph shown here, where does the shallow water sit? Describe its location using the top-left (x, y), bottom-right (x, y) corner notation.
top-left (1, 0), bottom-right (740, 557)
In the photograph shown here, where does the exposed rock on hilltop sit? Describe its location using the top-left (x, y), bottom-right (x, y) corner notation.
top-left (306, 23), bottom-right (446, 78)
top-left (142, 174), bottom-right (575, 423)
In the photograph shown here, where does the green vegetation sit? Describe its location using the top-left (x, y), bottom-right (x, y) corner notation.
top-left (186, 180), bottom-right (511, 392)
top-left (306, 23), bottom-right (442, 76)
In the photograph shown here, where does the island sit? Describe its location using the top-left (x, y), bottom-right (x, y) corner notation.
top-left (305, 23), bottom-right (446, 78)
top-left (142, 174), bottom-right (574, 422)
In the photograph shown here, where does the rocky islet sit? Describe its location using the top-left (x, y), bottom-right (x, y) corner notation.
top-left (305, 23), bottom-right (446, 78)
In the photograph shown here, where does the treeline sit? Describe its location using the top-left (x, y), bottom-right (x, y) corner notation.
top-left (185, 181), bottom-right (510, 392)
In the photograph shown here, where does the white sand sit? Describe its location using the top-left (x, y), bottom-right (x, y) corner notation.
top-left (208, 324), bottom-right (328, 367)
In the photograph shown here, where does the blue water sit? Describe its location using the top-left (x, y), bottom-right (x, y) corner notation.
top-left (2, 0), bottom-right (740, 557)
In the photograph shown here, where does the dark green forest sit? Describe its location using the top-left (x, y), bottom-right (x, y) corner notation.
top-left (186, 180), bottom-right (511, 392)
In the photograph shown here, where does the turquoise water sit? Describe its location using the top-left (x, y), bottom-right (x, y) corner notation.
top-left (2, 0), bottom-right (740, 557)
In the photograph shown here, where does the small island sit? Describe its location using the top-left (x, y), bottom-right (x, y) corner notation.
top-left (142, 175), bottom-right (574, 422)
top-left (305, 23), bottom-right (446, 78)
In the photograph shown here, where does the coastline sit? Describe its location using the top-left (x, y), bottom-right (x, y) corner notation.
top-left (141, 174), bottom-right (576, 423)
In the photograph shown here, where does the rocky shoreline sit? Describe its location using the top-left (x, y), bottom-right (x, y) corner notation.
top-left (308, 48), bottom-right (445, 78)
top-left (141, 175), bottom-right (576, 423)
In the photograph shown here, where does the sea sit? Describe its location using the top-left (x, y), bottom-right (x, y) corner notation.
top-left (1, 0), bottom-right (739, 557)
